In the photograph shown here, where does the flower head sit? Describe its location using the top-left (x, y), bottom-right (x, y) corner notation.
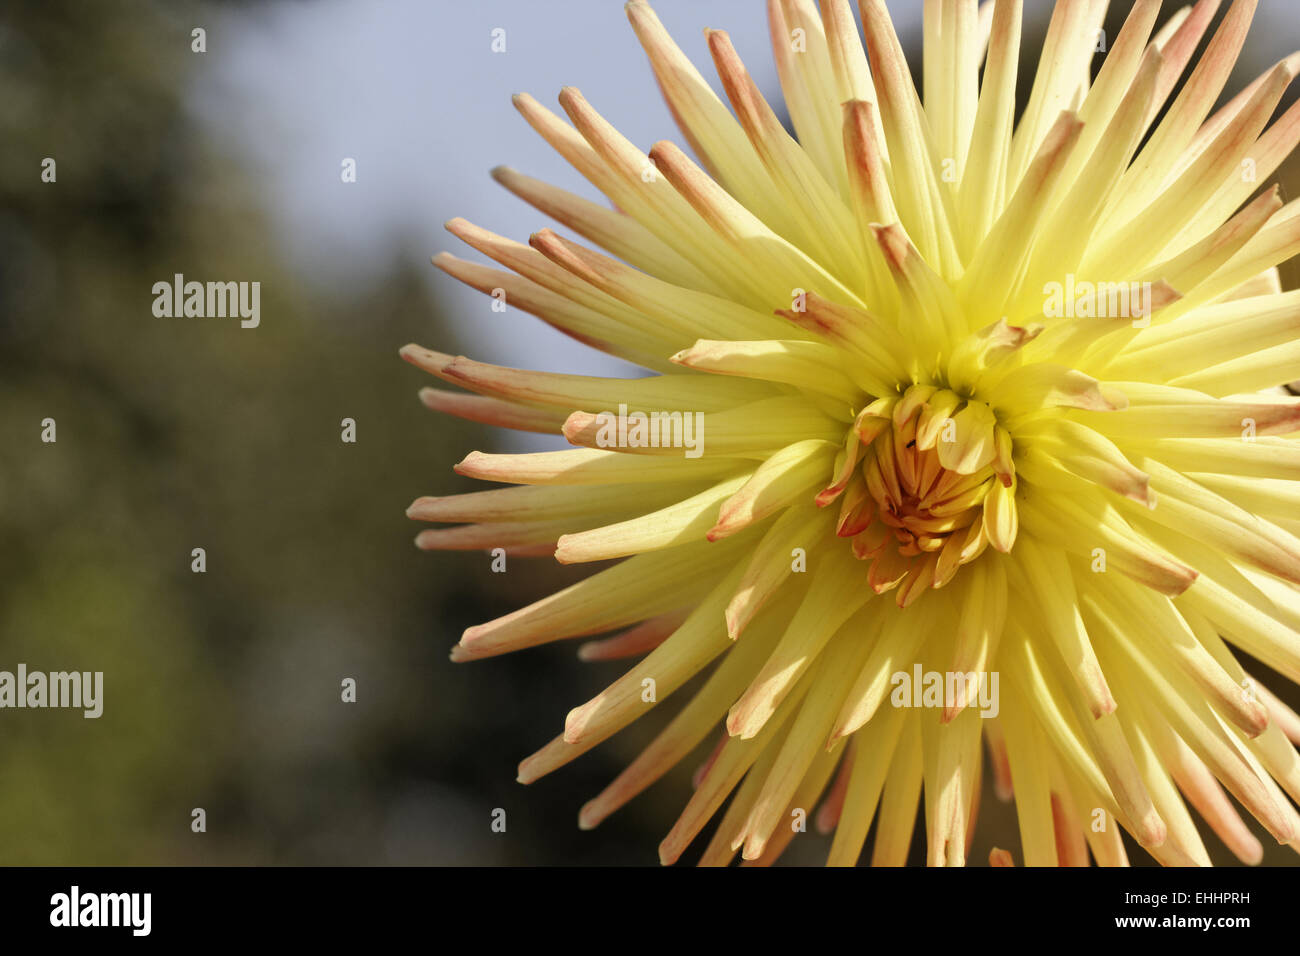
top-left (406, 0), bottom-right (1300, 866)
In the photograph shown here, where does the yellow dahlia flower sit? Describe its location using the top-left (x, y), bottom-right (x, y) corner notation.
top-left (404, 0), bottom-right (1300, 866)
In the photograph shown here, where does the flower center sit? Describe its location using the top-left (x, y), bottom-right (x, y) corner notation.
top-left (816, 384), bottom-right (1017, 606)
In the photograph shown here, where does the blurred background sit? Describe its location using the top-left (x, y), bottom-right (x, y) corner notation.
top-left (0, 0), bottom-right (1297, 865)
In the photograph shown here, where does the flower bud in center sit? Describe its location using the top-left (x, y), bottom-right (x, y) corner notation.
top-left (816, 384), bottom-right (1019, 606)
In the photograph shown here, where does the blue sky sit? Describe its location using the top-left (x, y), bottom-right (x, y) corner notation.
top-left (192, 2), bottom-right (920, 381)
top-left (192, 0), bottom-right (1297, 447)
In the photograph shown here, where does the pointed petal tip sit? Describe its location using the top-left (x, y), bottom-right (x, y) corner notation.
top-left (724, 703), bottom-right (762, 739)
top-left (452, 451), bottom-right (483, 475)
top-left (443, 215), bottom-right (474, 237)
top-left (561, 411), bottom-right (597, 445)
top-left (646, 139), bottom-right (674, 166)
top-left (1135, 812), bottom-right (1168, 849)
top-left (723, 601), bottom-right (746, 640)
top-left (704, 523), bottom-right (734, 542)
top-left (577, 802), bottom-right (601, 831)
top-left (1243, 705), bottom-right (1270, 739)
top-left (1091, 694), bottom-right (1118, 719)
top-left (557, 86), bottom-right (584, 112)
top-left (657, 839), bottom-right (680, 866)
top-left (515, 756), bottom-right (542, 785)
top-left (405, 496), bottom-right (438, 519)
top-left (552, 535), bottom-right (579, 565)
top-left (563, 703), bottom-right (592, 744)
top-left (403, 346), bottom-right (457, 378)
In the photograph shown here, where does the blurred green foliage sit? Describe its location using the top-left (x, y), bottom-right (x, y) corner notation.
top-left (0, 0), bottom-right (676, 864)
